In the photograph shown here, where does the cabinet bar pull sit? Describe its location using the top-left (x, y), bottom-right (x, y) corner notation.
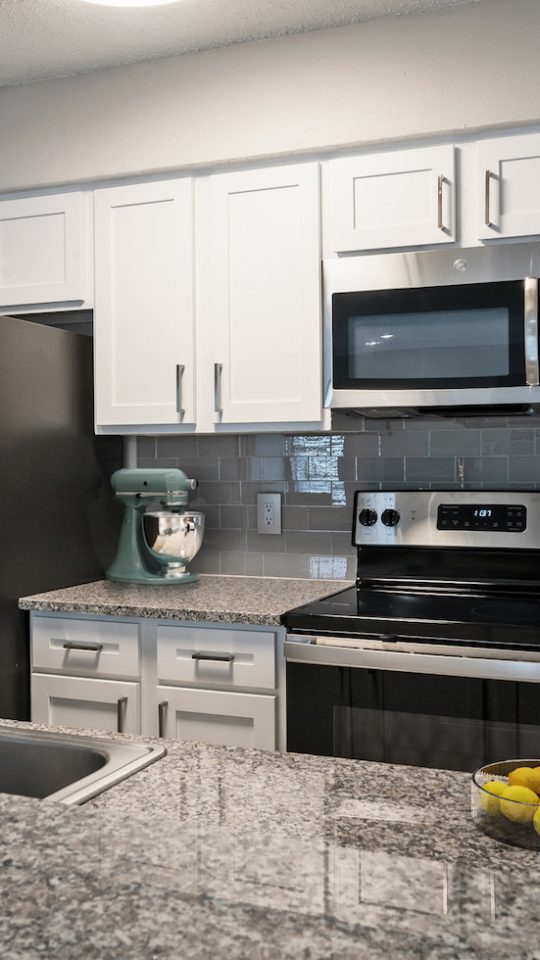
top-left (192, 651), bottom-right (235, 663)
top-left (484, 169), bottom-right (492, 226)
top-left (175, 364), bottom-right (185, 420)
top-left (437, 174), bottom-right (444, 230)
top-left (214, 362), bottom-right (223, 417)
top-left (61, 640), bottom-right (104, 652)
top-left (158, 700), bottom-right (168, 739)
top-left (117, 696), bottom-right (128, 734)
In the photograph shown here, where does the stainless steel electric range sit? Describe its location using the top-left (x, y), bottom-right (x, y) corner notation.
top-left (284, 490), bottom-right (540, 772)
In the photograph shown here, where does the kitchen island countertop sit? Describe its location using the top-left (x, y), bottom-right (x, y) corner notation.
top-left (1, 719), bottom-right (540, 959)
top-left (18, 574), bottom-right (351, 626)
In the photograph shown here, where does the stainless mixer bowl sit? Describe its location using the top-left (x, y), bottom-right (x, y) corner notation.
top-left (143, 511), bottom-right (205, 571)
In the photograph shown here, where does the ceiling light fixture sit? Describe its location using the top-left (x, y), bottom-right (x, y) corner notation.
top-left (80, 0), bottom-right (180, 7)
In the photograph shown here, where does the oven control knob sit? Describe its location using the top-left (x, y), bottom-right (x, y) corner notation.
top-left (359, 508), bottom-right (378, 527)
top-left (381, 509), bottom-right (400, 527)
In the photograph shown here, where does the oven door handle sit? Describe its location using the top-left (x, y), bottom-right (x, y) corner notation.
top-left (284, 635), bottom-right (540, 682)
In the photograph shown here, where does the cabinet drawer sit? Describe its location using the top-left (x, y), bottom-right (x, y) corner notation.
top-left (31, 674), bottom-right (140, 735)
top-left (157, 625), bottom-right (276, 690)
top-left (32, 616), bottom-right (140, 679)
top-left (157, 685), bottom-right (276, 750)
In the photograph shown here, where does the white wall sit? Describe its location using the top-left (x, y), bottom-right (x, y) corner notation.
top-left (1, 0), bottom-right (540, 193)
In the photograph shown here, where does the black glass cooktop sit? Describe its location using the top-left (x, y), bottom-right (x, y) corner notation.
top-left (284, 586), bottom-right (540, 649)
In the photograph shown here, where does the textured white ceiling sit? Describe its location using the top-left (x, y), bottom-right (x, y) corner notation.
top-left (0, 0), bottom-right (485, 87)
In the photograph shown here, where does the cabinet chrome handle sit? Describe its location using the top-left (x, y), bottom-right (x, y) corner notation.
top-left (158, 700), bottom-right (168, 738)
top-left (61, 640), bottom-right (104, 652)
top-left (437, 174), bottom-right (445, 230)
top-left (484, 169), bottom-right (492, 226)
top-left (175, 364), bottom-right (185, 420)
top-left (214, 362), bottom-right (223, 417)
top-left (117, 696), bottom-right (128, 734)
top-left (192, 651), bottom-right (235, 662)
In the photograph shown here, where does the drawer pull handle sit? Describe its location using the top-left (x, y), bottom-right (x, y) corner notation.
top-left (192, 652), bottom-right (235, 663)
top-left (117, 696), bottom-right (128, 734)
top-left (158, 700), bottom-right (168, 738)
top-left (61, 641), bottom-right (104, 653)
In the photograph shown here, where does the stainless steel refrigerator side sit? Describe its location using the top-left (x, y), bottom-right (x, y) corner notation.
top-left (0, 315), bottom-right (123, 720)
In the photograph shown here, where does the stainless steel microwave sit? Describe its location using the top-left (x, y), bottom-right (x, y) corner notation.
top-left (324, 244), bottom-right (540, 417)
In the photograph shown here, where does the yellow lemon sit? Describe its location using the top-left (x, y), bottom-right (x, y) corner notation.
top-left (526, 766), bottom-right (540, 795)
top-left (508, 767), bottom-right (538, 792)
top-left (533, 807), bottom-right (540, 836)
top-left (479, 780), bottom-right (508, 816)
top-left (500, 785), bottom-right (539, 823)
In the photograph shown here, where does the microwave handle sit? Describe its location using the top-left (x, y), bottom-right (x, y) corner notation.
top-left (524, 278), bottom-right (539, 387)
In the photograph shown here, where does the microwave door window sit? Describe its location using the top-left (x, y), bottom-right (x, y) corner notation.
top-left (348, 308), bottom-right (511, 386)
top-left (332, 279), bottom-right (527, 390)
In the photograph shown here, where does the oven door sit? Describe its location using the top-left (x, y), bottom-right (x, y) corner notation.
top-left (285, 637), bottom-right (540, 772)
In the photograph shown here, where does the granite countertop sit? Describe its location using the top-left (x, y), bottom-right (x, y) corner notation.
top-left (18, 574), bottom-right (351, 626)
top-left (1, 720), bottom-right (540, 959)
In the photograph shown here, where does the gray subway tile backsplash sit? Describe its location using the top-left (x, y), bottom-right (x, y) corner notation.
top-left (481, 429), bottom-right (512, 456)
top-left (156, 435), bottom-right (197, 459)
top-left (429, 430), bottom-right (481, 457)
top-left (308, 506), bottom-right (351, 531)
top-left (461, 457), bottom-right (508, 483)
top-left (220, 505), bottom-right (246, 529)
top-left (509, 456), bottom-right (540, 482)
top-left (406, 457), bottom-right (455, 482)
top-left (141, 416), bottom-right (540, 579)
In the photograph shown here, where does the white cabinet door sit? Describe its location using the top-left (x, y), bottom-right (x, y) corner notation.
top-left (94, 179), bottom-right (195, 427)
top-left (478, 134), bottom-right (540, 240)
top-left (157, 685), bottom-right (276, 750)
top-left (0, 192), bottom-right (89, 308)
top-left (326, 145), bottom-right (455, 252)
top-left (31, 674), bottom-right (140, 734)
top-left (201, 163), bottom-right (322, 424)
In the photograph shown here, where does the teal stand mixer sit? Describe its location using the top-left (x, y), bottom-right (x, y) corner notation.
top-left (106, 468), bottom-right (205, 585)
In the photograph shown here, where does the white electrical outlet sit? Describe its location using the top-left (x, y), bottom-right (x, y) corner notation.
top-left (257, 493), bottom-right (282, 535)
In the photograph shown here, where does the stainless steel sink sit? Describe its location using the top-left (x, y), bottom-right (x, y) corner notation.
top-left (0, 727), bottom-right (166, 804)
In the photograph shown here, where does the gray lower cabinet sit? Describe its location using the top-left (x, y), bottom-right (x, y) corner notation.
top-left (30, 612), bottom-right (282, 751)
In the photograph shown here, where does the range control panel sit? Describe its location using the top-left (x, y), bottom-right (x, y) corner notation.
top-left (437, 503), bottom-right (526, 533)
top-left (353, 491), bottom-right (538, 549)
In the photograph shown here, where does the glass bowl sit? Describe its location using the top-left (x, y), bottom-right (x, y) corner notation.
top-left (472, 759), bottom-right (540, 849)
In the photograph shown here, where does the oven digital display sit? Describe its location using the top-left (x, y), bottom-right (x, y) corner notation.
top-left (437, 503), bottom-right (526, 532)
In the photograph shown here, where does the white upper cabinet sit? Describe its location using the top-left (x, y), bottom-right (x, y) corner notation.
top-left (199, 163), bottom-right (322, 425)
top-left (477, 133), bottom-right (540, 241)
top-left (94, 179), bottom-right (195, 428)
top-left (0, 192), bottom-right (90, 310)
top-left (326, 145), bottom-right (456, 253)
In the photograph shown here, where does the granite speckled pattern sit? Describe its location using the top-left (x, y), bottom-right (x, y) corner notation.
top-left (18, 574), bottom-right (350, 625)
top-left (1, 720), bottom-right (540, 958)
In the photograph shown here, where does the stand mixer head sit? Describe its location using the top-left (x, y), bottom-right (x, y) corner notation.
top-left (106, 468), bottom-right (205, 586)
